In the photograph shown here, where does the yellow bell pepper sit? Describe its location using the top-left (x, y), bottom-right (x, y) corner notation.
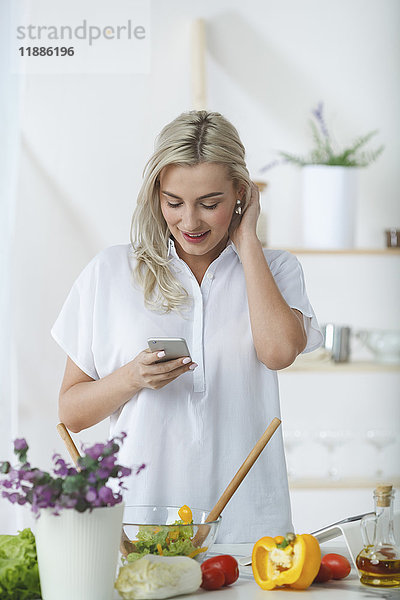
top-left (156, 543), bottom-right (164, 555)
top-left (252, 533), bottom-right (321, 590)
top-left (178, 504), bottom-right (192, 524)
top-left (187, 546), bottom-right (207, 559)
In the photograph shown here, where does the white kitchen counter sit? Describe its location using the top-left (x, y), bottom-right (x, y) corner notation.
top-left (113, 540), bottom-right (400, 599)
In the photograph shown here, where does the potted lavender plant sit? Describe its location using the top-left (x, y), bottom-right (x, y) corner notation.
top-left (0, 434), bottom-right (141, 600)
top-left (265, 103), bottom-right (383, 248)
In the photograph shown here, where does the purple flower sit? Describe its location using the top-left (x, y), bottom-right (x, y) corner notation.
top-left (53, 457), bottom-right (69, 477)
top-left (85, 488), bottom-right (98, 503)
top-left (119, 466), bottom-right (132, 477)
top-left (96, 455), bottom-right (116, 479)
top-left (23, 470), bottom-right (40, 482)
top-left (135, 463), bottom-right (145, 476)
top-left (14, 439), bottom-right (28, 452)
top-left (8, 468), bottom-right (18, 479)
top-left (87, 472), bottom-right (97, 484)
top-left (4, 492), bottom-right (19, 504)
top-left (103, 440), bottom-right (119, 457)
top-left (311, 101), bottom-right (329, 138)
top-left (260, 159), bottom-right (282, 173)
top-left (101, 455), bottom-right (116, 469)
top-left (98, 486), bottom-right (114, 504)
top-left (1, 433), bottom-right (132, 516)
top-left (113, 492), bottom-right (122, 504)
top-left (97, 468), bottom-right (111, 480)
top-left (59, 495), bottom-right (78, 509)
top-left (34, 486), bottom-right (54, 508)
top-left (85, 443), bottom-right (105, 461)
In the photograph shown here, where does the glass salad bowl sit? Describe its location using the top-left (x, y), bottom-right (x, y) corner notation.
top-left (122, 505), bottom-right (221, 563)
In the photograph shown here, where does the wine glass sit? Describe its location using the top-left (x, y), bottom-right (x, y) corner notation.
top-left (315, 429), bottom-right (351, 480)
top-left (366, 430), bottom-right (396, 478)
top-left (283, 430), bottom-right (305, 480)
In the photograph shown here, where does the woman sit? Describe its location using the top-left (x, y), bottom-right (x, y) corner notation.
top-left (52, 110), bottom-right (322, 542)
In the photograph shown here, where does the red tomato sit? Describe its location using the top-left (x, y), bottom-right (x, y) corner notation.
top-left (201, 555), bottom-right (239, 586)
top-left (321, 553), bottom-right (351, 579)
top-left (201, 566), bottom-right (225, 590)
top-left (313, 562), bottom-right (333, 583)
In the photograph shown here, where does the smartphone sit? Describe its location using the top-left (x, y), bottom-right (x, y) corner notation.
top-left (147, 337), bottom-right (191, 363)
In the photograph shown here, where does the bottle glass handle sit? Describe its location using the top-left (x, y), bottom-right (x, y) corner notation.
top-left (360, 513), bottom-right (376, 548)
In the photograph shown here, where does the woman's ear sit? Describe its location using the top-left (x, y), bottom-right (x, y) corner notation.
top-left (238, 183), bottom-right (251, 212)
top-left (233, 183), bottom-right (245, 199)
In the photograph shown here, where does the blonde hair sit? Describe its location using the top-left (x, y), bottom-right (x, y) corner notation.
top-left (130, 110), bottom-right (252, 312)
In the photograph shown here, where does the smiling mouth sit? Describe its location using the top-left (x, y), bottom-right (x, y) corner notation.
top-left (181, 230), bottom-right (210, 242)
top-left (183, 231), bottom-right (209, 238)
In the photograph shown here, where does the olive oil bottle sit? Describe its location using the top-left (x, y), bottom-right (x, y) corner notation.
top-left (356, 484), bottom-right (400, 587)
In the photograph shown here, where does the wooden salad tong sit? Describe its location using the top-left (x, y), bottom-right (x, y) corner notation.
top-left (192, 417), bottom-right (281, 546)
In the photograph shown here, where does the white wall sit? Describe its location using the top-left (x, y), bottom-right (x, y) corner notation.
top-left (4, 0), bottom-right (400, 533)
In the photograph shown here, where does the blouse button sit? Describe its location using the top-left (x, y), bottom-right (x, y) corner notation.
top-left (207, 272), bottom-right (214, 280)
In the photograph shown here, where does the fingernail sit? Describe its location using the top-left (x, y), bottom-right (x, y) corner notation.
top-left (182, 357), bottom-right (191, 364)
top-left (157, 351), bottom-right (165, 358)
top-left (189, 363), bottom-right (198, 370)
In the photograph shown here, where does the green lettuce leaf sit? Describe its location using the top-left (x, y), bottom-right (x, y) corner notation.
top-left (126, 520), bottom-right (198, 562)
top-left (162, 538), bottom-right (197, 557)
top-left (0, 528), bottom-right (41, 599)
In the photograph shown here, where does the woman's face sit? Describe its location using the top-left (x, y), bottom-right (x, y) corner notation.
top-left (159, 162), bottom-right (240, 264)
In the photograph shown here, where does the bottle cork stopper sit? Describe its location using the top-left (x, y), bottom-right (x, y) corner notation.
top-left (375, 484), bottom-right (392, 507)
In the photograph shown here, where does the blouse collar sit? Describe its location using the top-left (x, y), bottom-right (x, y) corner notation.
top-left (167, 237), bottom-right (239, 262)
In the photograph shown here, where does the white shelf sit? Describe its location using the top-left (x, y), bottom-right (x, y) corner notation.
top-left (289, 477), bottom-right (400, 489)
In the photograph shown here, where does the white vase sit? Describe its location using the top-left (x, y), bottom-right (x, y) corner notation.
top-left (35, 503), bottom-right (124, 600)
top-left (301, 165), bottom-right (357, 248)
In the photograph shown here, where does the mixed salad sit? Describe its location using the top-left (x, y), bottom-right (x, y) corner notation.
top-left (126, 505), bottom-right (207, 562)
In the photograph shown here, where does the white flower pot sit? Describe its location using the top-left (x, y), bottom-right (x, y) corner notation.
top-left (301, 165), bottom-right (357, 248)
top-left (35, 503), bottom-right (124, 600)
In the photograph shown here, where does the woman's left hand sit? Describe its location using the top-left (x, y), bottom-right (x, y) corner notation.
top-left (230, 182), bottom-right (261, 247)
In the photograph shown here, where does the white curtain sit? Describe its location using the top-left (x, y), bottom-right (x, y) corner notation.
top-left (0, 0), bottom-right (23, 533)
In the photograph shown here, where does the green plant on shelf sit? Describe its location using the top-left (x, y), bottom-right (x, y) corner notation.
top-left (262, 103), bottom-right (384, 169)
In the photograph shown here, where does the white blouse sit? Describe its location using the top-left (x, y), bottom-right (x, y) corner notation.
top-left (51, 240), bottom-right (322, 542)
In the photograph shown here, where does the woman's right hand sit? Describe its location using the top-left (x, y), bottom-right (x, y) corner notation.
top-left (127, 349), bottom-right (198, 391)
top-left (58, 350), bottom-right (198, 433)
